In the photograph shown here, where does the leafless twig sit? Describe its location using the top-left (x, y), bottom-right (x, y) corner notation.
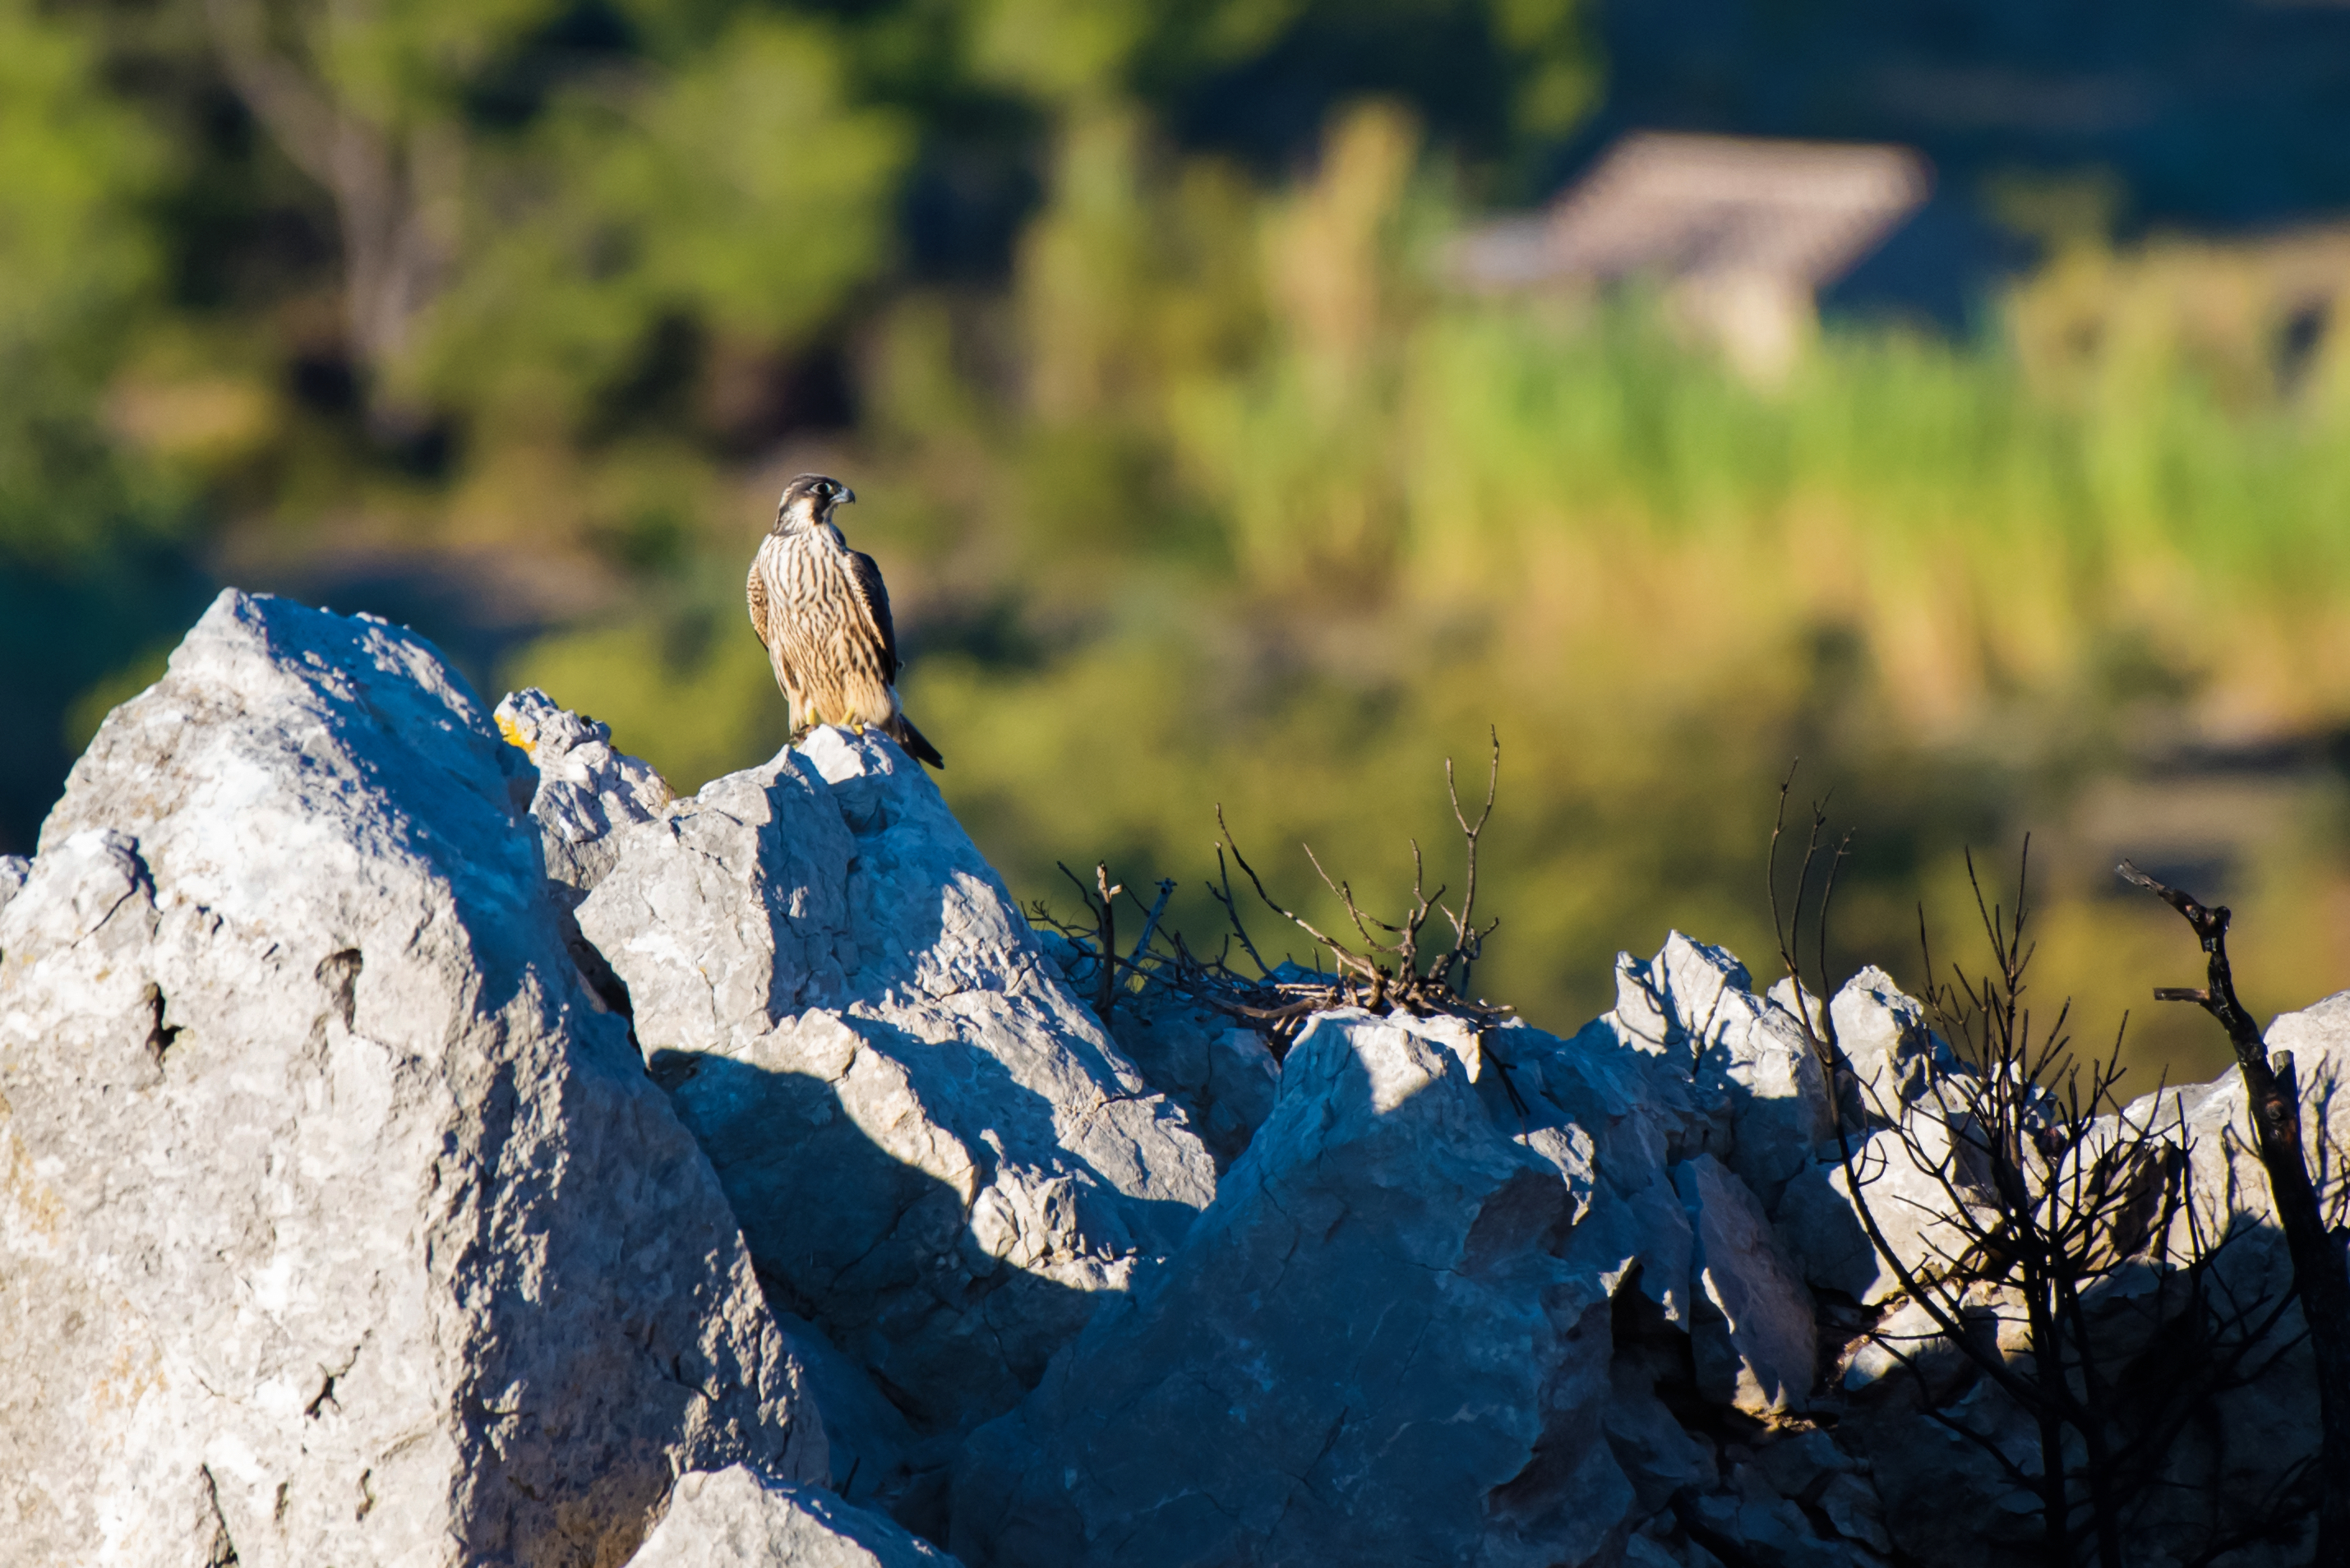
top-left (2122, 858), bottom-right (2350, 1565)
top-left (1761, 777), bottom-right (2317, 1564)
top-left (1035, 738), bottom-right (1512, 1061)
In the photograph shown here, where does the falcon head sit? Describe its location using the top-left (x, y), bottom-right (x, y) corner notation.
top-left (773, 473), bottom-right (856, 534)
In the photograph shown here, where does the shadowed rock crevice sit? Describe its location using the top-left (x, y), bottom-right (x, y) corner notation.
top-left (142, 980), bottom-right (183, 1068)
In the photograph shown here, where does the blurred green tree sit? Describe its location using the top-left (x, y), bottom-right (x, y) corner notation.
top-left (196, 0), bottom-right (558, 432)
top-left (0, 0), bottom-right (168, 557)
top-left (0, 0), bottom-right (210, 854)
top-left (197, 0), bottom-right (909, 445)
top-left (16, 0), bottom-right (2344, 1091)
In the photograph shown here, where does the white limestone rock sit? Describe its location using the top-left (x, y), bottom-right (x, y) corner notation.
top-left (1608, 933), bottom-right (1835, 1208)
top-left (0, 592), bottom-right (821, 1568)
top-left (1494, 1015), bottom-right (1700, 1327)
top-left (490, 686), bottom-right (672, 1012)
top-left (631, 1466), bottom-right (959, 1568)
top-left (0, 855), bottom-right (25, 922)
top-left (1763, 969), bottom-right (1993, 1306)
top-left (1073, 962), bottom-right (1281, 1169)
top-left (2066, 989), bottom-right (2350, 1566)
top-left (1775, 1112), bottom-right (1992, 1306)
top-left (1771, 1157), bottom-right (1878, 1301)
top-left (569, 725), bottom-right (1218, 1441)
top-left (493, 685), bottom-right (672, 901)
top-left (1674, 1153), bottom-right (1817, 1419)
top-left (1826, 966), bottom-right (1937, 1121)
top-left (2140, 989), bottom-right (2350, 1246)
top-left (951, 1009), bottom-right (1635, 1568)
top-left (577, 745), bottom-right (856, 1048)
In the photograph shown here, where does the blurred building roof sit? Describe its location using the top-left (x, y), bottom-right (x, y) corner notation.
top-left (1455, 132), bottom-right (1932, 294)
top-left (1454, 132), bottom-right (1932, 382)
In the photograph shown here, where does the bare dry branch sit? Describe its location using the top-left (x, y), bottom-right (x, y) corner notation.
top-left (1766, 787), bottom-right (2321, 1563)
top-left (1126, 879), bottom-right (1175, 973)
top-left (2122, 857), bottom-right (2350, 1562)
top-left (1040, 747), bottom-right (1518, 1063)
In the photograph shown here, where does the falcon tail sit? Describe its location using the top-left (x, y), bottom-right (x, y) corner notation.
top-left (888, 713), bottom-right (944, 769)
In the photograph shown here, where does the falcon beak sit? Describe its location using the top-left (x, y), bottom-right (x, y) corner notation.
top-left (838, 487), bottom-right (856, 505)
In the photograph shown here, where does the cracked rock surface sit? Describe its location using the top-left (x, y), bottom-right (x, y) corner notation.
top-left (0, 591), bottom-right (821, 1568)
top-left (949, 1009), bottom-right (1636, 1568)
top-left (1607, 932), bottom-right (1834, 1210)
top-left (1032, 930), bottom-right (1281, 1172)
top-left (1674, 1153), bottom-right (1817, 1420)
top-left (565, 725), bottom-right (1218, 1457)
top-left (7, 589), bottom-right (2338, 1568)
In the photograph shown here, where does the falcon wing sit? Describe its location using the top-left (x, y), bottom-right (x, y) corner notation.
top-left (746, 556), bottom-right (770, 645)
top-left (747, 549), bottom-right (799, 697)
top-left (846, 549), bottom-right (902, 685)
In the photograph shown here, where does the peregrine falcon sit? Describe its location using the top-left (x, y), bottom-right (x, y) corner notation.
top-left (747, 473), bottom-right (944, 768)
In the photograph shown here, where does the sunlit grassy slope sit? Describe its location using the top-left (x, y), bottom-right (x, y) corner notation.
top-left (509, 111), bottom-right (2350, 1084)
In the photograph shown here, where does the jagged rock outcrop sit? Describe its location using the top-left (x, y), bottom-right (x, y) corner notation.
top-left (492, 686), bottom-right (673, 1013)
top-left (1674, 1152), bottom-right (1817, 1419)
top-left (940, 919), bottom-right (2327, 1568)
top-left (936, 945), bottom-right (1918, 1568)
top-left (493, 685), bottom-right (673, 903)
top-left (1775, 1112), bottom-right (1992, 1307)
top-left (1604, 933), bottom-right (1835, 1208)
top-left (631, 1466), bottom-right (958, 1567)
top-left (5, 589), bottom-right (2334, 1568)
top-left (1769, 963), bottom-right (1989, 1307)
top-left (0, 592), bottom-right (821, 1568)
top-left (2168, 989), bottom-right (2350, 1242)
top-left (560, 726), bottom-right (1218, 1458)
top-left (951, 1009), bottom-right (1635, 1568)
top-left (1794, 978), bottom-right (2344, 1568)
top-left (1826, 965), bottom-right (1938, 1114)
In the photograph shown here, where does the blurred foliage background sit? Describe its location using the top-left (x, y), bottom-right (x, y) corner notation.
top-left (8, 0), bottom-right (2350, 1079)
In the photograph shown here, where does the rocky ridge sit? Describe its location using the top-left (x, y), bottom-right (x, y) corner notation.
top-left (1, 590), bottom-right (2338, 1566)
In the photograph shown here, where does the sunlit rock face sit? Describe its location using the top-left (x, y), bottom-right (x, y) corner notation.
top-left (1042, 952), bottom-right (1280, 1174)
top-left (561, 722), bottom-right (1219, 1510)
top-left (0, 592), bottom-right (821, 1568)
top-left (630, 1466), bottom-right (955, 1568)
top-left (1604, 930), bottom-right (1836, 1211)
top-left (6, 589), bottom-right (2334, 1568)
top-left (950, 1008), bottom-right (1637, 1568)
